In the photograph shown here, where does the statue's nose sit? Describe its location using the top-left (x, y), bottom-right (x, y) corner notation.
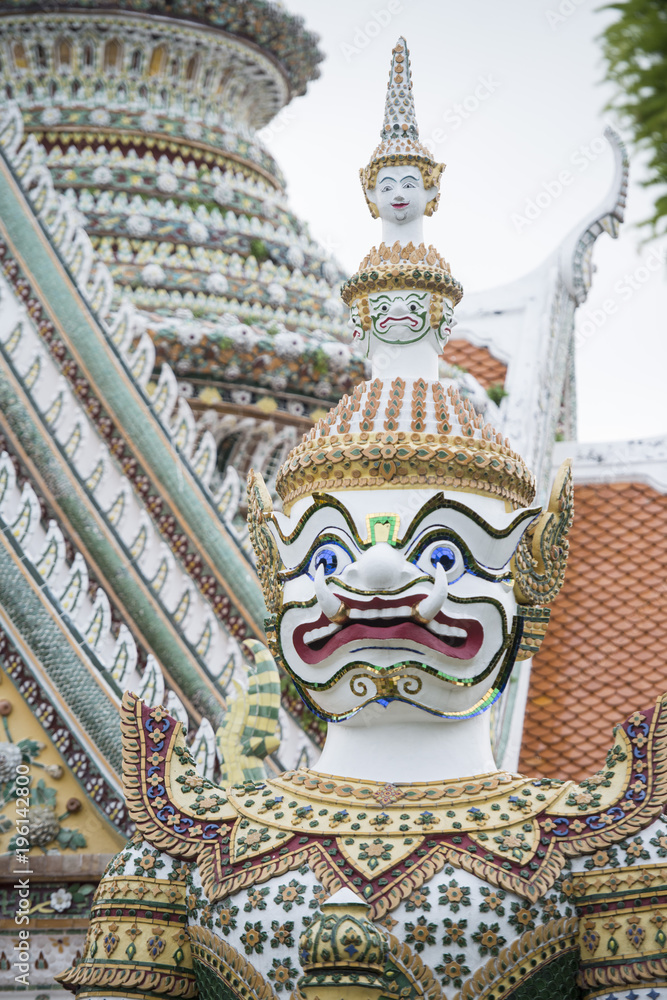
top-left (342, 543), bottom-right (419, 592)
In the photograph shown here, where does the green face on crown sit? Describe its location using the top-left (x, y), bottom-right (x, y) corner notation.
top-left (348, 289), bottom-right (456, 375)
top-left (369, 290), bottom-right (430, 345)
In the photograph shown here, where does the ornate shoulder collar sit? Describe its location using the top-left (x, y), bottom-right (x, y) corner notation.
top-left (121, 691), bottom-right (237, 857)
top-left (122, 692), bottom-right (667, 918)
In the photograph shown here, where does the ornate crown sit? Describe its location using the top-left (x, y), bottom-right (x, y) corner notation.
top-left (274, 378), bottom-right (536, 513)
top-left (360, 37), bottom-right (445, 216)
top-left (341, 241), bottom-right (463, 331)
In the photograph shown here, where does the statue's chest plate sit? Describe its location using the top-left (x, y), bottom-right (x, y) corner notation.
top-left (211, 769), bottom-right (566, 916)
top-left (124, 693), bottom-right (667, 920)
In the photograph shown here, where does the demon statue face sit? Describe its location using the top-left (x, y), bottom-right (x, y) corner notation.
top-left (263, 487), bottom-right (538, 722)
top-left (248, 457), bottom-right (572, 727)
top-left (350, 289), bottom-right (454, 362)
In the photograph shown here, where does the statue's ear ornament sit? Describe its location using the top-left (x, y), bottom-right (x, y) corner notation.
top-left (512, 457), bottom-right (574, 638)
top-left (515, 605), bottom-right (552, 662)
top-left (247, 468), bottom-right (283, 615)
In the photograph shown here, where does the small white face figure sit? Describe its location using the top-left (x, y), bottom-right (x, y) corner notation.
top-left (367, 166), bottom-right (437, 225)
top-left (267, 488), bottom-right (538, 723)
top-left (349, 303), bottom-right (364, 342)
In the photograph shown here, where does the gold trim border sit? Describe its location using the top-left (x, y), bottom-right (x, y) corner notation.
top-left (189, 925), bottom-right (277, 1000)
top-left (276, 431), bottom-right (536, 511)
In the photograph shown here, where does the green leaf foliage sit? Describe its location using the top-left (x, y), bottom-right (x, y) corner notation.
top-left (17, 739), bottom-right (43, 762)
top-left (33, 779), bottom-right (57, 807)
top-left (602, 0), bottom-right (667, 235)
top-left (56, 827), bottom-right (87, 850)
top-left (486, 383), bottom-right (508, 406)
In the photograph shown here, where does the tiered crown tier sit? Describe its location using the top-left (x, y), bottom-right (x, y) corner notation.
top-left (276, 377), bottom-right (536, 511)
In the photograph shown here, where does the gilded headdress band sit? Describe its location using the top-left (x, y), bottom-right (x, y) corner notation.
top-left (341, 241), bottom-right (463, 332)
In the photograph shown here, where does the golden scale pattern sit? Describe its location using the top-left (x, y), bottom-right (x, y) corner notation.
top-left (340, 240), bottom-right (463, 314)
top-left (340, 242), bottom-right (463, 318)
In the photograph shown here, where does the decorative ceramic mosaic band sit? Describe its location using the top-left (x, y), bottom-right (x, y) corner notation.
top-left (298, 901), bottom-right (386, 985)
top-left (58, 958), bottom-right (196, 998)
top-left (0, 627), bottom-right (130, 832)
top-left (188, 925), bottom-right (276, 1000)
top-left (357, 240), bottom-right (453, 273)
top-left (569, 860), bottom-right (667, 993)
top-left (0, 0), bottom-right (324, 98)
top-left (114, 689), bottom-right (667, 940)
top-left (0, 214), bottom-right (261, 644)
top-left (384, 931), bottom-right (448, 1000)
top-left (24, 108), bottom-right (281, 184)
top-left (454, 917), bottom-right (579, 999)
top-left (247, 469), bottom-right (283, 615)
top-left (275, 431), bottom-right (537, 511)
top-left (341, 259), bottom-right (463, 308)
top-left (56, 869), bottom-right (195, 998)
top-left (513, 459), bottom-right (574, 606)
top-left (515, 606), bottom-right (551, 660)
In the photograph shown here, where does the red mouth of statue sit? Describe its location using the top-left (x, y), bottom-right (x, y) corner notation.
top-left (378, 314), bottom-right (420, 329)
top-left (292, 595), bottom-right (484, 665)
top-left (392, 201), bottom-right (409, 209)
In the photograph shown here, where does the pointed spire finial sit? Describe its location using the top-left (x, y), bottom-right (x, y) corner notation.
top-left (380, 37), bottom-right (419, 143)
top-left (360, 38), bottom-right (445, 218)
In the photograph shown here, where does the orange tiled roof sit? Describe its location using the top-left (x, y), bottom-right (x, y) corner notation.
top-left (519, 481), bottom-right (667, 781)
top-left (445, 340), bottom-right (507, 389)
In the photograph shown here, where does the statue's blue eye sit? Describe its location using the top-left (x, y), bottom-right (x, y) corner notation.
top-left (314, 548), bottom-right (338, 575)
top-left (431, 546), bottom-right (456, 571)
top-left (307, 541), bottom-right (354, 580)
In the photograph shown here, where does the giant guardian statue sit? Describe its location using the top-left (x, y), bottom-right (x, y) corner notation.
top-left (60, 40), bottom-right (667, 1000)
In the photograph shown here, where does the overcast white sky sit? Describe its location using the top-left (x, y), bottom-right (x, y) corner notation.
top-left (263, 0), bottom-right (667, 444)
